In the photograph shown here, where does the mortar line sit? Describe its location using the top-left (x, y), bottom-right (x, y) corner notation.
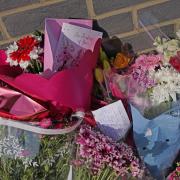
top-left (175, 23), bottom-right (180, 32)
top-left (96, 0), bottom-right (169, 20)
top-left (0, 31), bottom-right (34, 46)
top-left (0, 0), bottom-right (65, 17)
top-left (1, 17), bottom-right (179, 47)
top-left (85, 0), bottom-right (96, 18)
top-left (0, 18), bottom-right (11, 39)
top-left (132, 9), bottom-right (138, 30)
top-left (114, 18), bottom-right (180, 39)
top-left (138, 47), bottom-right (155, 54)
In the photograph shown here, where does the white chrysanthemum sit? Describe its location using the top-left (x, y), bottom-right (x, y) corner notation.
top-left (150, 66), bottom-right (180, 104)
top-left (151, 85), bottom-right (167, 104)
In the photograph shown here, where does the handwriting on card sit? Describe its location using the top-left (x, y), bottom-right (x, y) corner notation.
top-left (92, 100), bottom-right (131, 141)
top-left (75, 32), bottom-right (94, 47)
top-left (54, 23), bottom-right (102, 71)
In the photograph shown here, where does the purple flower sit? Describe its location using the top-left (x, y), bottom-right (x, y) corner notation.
top-left (75, 125), bottom-right (145, 177)
top-left (132, 66), bottom-right (155, 89)
top-left (131, 54), bottom-right (162, 89)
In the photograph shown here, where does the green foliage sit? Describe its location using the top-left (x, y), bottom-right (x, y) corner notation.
top-left (0, 127), bottom-right (75, 180)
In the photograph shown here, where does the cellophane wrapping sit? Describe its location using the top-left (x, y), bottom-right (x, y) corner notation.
top-left (0, 119), bottom-right (78, 180)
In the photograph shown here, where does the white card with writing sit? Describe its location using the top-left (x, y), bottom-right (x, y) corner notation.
top-left (92, 100), bottom-right (131, 141)
top-left (54, 23), bottom-right (102, 71)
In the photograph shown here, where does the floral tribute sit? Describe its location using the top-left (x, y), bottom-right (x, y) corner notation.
top-left (73, 125), bottom-right (145, 180)
top-left (6, 31), bottom-right (43, 72)
top-left (0, 17), bottom-right (178, 180)
top-left (167, 162), bottom-right (180, 180)
top-left (113, 30), bottom-right (180, 118)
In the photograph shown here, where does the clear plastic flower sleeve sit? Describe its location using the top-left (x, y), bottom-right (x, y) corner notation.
top-left (112, 17), bottom-right (180, 119)
top-left (0, 115), bottom-right (82, 180)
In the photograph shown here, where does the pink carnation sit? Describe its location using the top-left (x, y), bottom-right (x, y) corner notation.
top-left (134, 54), bottom-right (162, 70)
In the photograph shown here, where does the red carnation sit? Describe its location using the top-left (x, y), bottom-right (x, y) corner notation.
top-left (17, 36), bottom-right (38, 52)
top-left (169, 51), bottom-right (180, 72)
top-left (10, 49), bottom-right (31, 62)
top-left (10, 36), bottom-right (38, 62)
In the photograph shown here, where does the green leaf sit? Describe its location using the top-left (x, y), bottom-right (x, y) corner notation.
top-left (100, 48), bottom-right (108, 62)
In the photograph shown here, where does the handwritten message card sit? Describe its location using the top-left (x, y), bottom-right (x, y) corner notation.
top-left (54, 23), bottom-right (102, 71)
top-left (92, 100), bottom-right (131, 141)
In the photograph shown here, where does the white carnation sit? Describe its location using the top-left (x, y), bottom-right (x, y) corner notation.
top-left (30, 47), bottom-right (39, 59)
top-left (19, 60), bottom-right (30, 69)
top-left (6, 42), bottom-right (18, 54)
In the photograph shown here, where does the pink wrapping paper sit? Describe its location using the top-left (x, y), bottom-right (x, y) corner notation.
top-left (0, 19), bottom-right (102, 121)
top-left (0, 39), bottom-right (101, 114)
top-left (44, 18), bottom-right (92, 71)
top-left (0, 87), bottom-right (48, 120)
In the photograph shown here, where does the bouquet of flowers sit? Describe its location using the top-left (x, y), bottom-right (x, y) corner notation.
top-left (167, 162), bottom-right (180, 180)
top-left (0, 33), bottom-right (76, 178)
top-left (0, 16), bottom-right (178, 180)
top-left (112, 30), bottom-right (180, 119)
top-left (72, 125), bottom-right (146, 180)
top-left (0, 18), bottom-right (102, 179)
top-left (108, 29), bottom-right (180, 179)
top-left (73, 39), bottom-right (150, 179)
top-left (6, 31), bottom-right (43, 72)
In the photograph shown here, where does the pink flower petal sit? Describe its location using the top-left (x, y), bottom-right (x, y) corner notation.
top-left (0, 50), bottom-right (7, 65)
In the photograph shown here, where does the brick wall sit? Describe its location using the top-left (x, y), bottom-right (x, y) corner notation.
top-left (0, 0), bottom-right (180, 53)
